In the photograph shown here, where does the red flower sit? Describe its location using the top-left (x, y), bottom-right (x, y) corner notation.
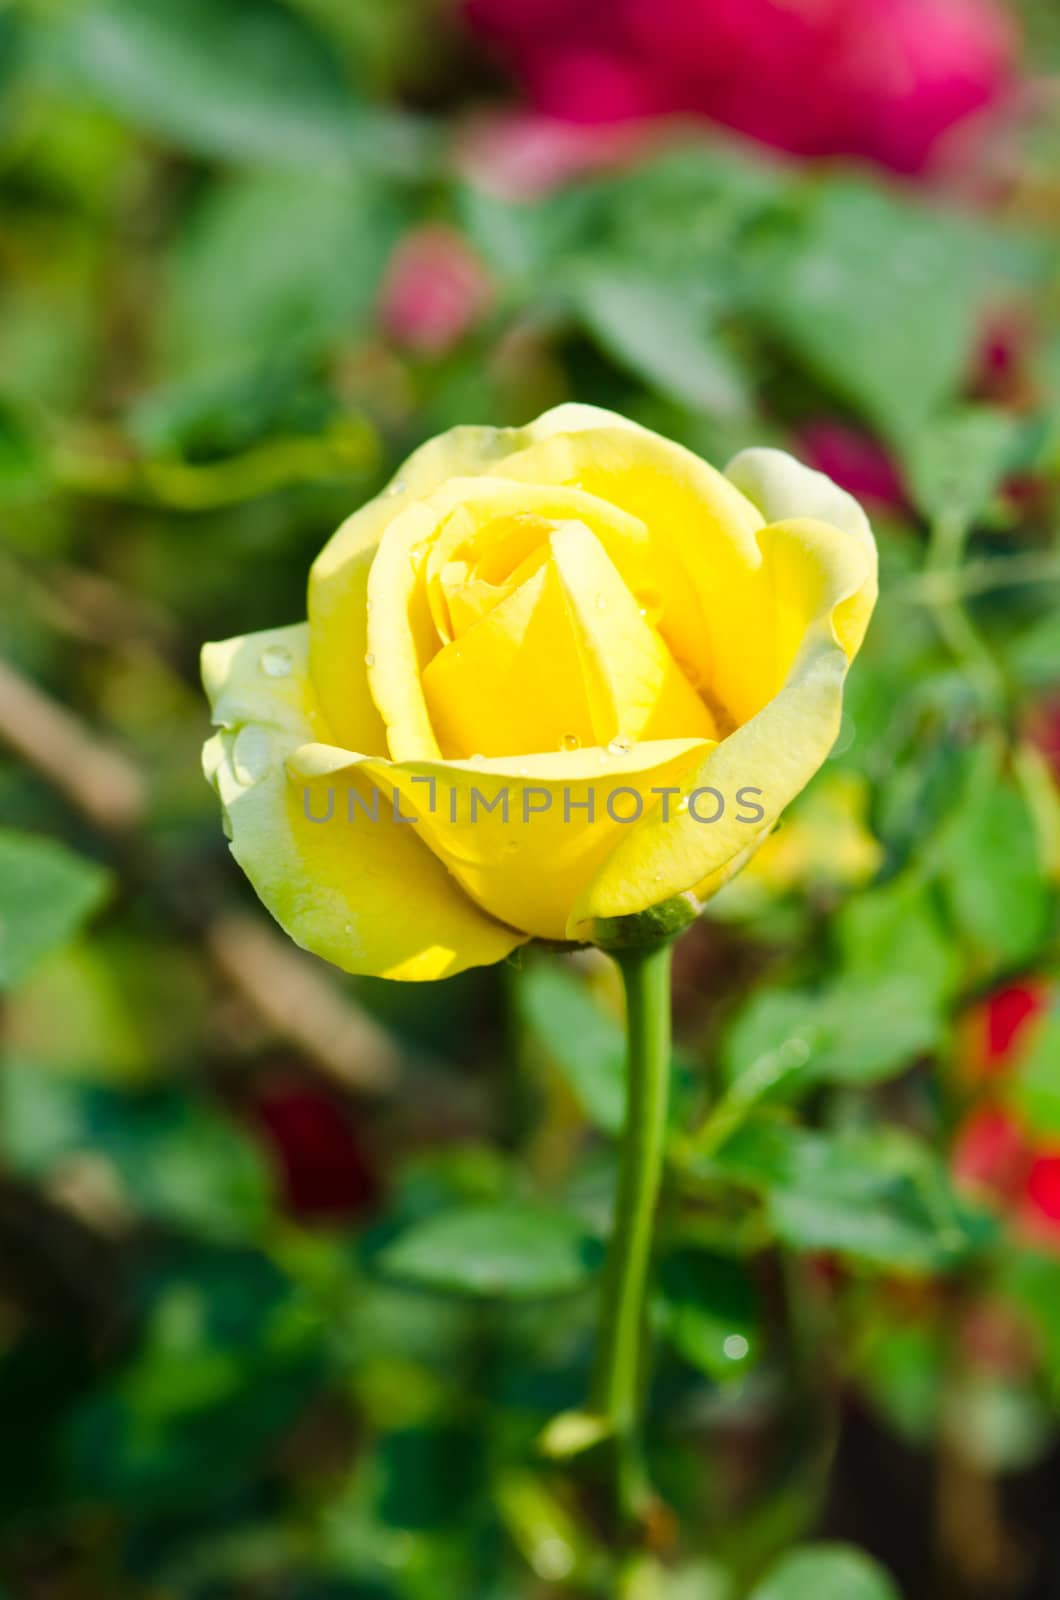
top-left (249, 1079), bottom-right (380, 1225)
top-left (798, 420), bottom-right (907, 511)
top-left (952, 1105), bottom-right (1030, 1204)
top-left (958, 979), bottom-right (1050, 1086)
top-left (466, 0), bottom-right (1017, 176)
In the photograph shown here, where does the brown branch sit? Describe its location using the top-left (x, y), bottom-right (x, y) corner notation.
top-left (0, 654), bottom-right (147, 830)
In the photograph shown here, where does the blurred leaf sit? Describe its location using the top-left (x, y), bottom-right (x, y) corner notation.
top-left (570, 267), bottom-right (750, 419)
top-left (722, 974), bottom-right (939, 1092)
top-left (751, 181), bottom-right (984, 441)
top-left (833, 872), bottom-right (961, 1008)
top-left (0, 398), bottom-right (47, 499)
top-left (704, 1122), bottom-right (981, 1270)
top-left (936, 776), bottom-right (1050, 969)
top-left (379, 1203), bottom-right (602, 1299)
top-left (61, 0), bottom-right (424, 170)
top-left (947, 1374), bottom-right (1053, 1473)
top-left (657, 1248), bottom-right (759, 1381)
top-left (376, 1425), bottom-right (484, 1531)
top-left (0, 1064), bottom-right (273, 1240)
top-left (61, 1244), bottom-right (325, 1508)
top-left (1010, 610), bottom-right (1060, 690)
top-left (161, 167), bottom-right (403, 375)
top-left (750, 1544), bottom-right (901, 1600)
top-left (1003, 1252), bottom-right (1060, 1388)
top-left (0, 829), bottom-right (110, 991)
top-left (856, 1320), bottom-right (944, 1445)
top-left (1011, 1009), bottom-right (1060, 1137)
top-left (904, 406), bottom-right (1023, 525)
top-left (516, 960), bottom-right (695, 1133)
top-left (516, 962), bottom-right (626, 1133)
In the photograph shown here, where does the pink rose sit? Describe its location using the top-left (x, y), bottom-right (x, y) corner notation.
top-left (379, 225), bottom-right (492, 357)
top-left (465, 0), bottom-right (1017, 175)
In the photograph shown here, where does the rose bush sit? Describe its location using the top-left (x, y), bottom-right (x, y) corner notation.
top-left (203, 405), bottom-right (876, 979)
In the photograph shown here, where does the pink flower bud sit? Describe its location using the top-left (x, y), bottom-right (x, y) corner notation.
top-left (380, 226), bottom-right (492, 357)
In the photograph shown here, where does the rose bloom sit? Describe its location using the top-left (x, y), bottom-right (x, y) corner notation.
top-left (952, 980), bottom-right (1060, 1250)
top-left (203, 405), bottom-right (876, 980)
top-left (379, 225), bottom-right (492, 357)
top-left (466, 0), bottom-right (1016, 175)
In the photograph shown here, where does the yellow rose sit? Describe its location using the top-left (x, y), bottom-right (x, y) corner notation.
top-left (202, 404), bottom-right (877, 980)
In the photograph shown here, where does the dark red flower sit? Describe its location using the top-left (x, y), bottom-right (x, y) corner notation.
top-left (249, 1080), bottom-right (380, 1225)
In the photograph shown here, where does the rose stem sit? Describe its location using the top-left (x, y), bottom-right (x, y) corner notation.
top-left (592, 937), bottom-right (674, 1533)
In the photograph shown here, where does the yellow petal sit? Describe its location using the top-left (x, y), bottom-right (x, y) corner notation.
top-left (421, 552), bottom-right (600, 758)
top-left (421, 520), bottom-right (716, 758)
top-left (571, 509), bottom-right (877, 932)
top-left (308, 423), bottom-right (534, 753)
top-left (202, 624), bottom-right (524, 980)
top-left (364, 476), bottom-right (663, 763)
top-left (488, 423), bottom-right (768, 728)
top-left (725, 446), bottom-right (875, 549)
top-left (287, 738), bottom-right (713, 942)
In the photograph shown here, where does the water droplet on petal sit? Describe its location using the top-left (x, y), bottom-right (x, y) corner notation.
top-left (260, 644), bottom-right (292, 678)
top-left (561, 733), bottom-right (581, 751)
top-left (344, 923), bottom-right (353, 934)
top-left (388, 479), bottom-right (407, 496)
top-left (232, 726), bottom-right (270, 786)
top-left (595, 594), bottom-right (607, 611)
top-left (607, 735), bottom-right (633, 757)
top-left (364, 651), bottom-right (376, 667)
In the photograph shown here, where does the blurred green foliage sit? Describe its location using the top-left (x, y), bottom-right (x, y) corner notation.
top-left (2, 0), bottom-right (1060, 1597)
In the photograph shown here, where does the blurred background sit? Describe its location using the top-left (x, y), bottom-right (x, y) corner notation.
top-left (2, 1), bottom-right (1060, 1596)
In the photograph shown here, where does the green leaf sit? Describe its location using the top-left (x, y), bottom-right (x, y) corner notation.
top-left (0, 1065), bottom-right (273, 1241)
top-left (750, 1544), bottom-right (901, 1600)
top-left (657, 1248), bottom-right (759, 1381)
top-left (722, 974), bottom-right (940, 1093)
top-left (937, 777), bottom-right (1049, 969)
top-left (61, 1244), bottom-right (325, 1509)
top-left (161, 168), bottom-right (403, 374)
top-left (62, 0), bottom-right (423, 170)
top-left (1010, 610), bottom-right (1060, 690)
top-left (705, 1123), bottom-right (980, 1271)
top-left (570, 266), bottom-right (750, 419)
top-left (516, 960), bottom-right (696, 1133)
top-left (904, 406), bottom-right (1023, 525)
top-left (833, 873), bottom-right (960, 1008)
top-left (1011, 1009), bottom-right (1060, 1137)
top-left (379, 1203), bottom-right (602, 1299)
top-left (515, 962), bottom-right (627, 1133)
top-left (751, 180), bottom-right (984, 442)
top-left (0, 829), bottom-right (111, 991)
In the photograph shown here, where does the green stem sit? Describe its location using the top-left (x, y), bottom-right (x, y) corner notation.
top-left (592, 939), bottom-right (674, 1531)
top-left (925, 511), bottom-right (1006, 711)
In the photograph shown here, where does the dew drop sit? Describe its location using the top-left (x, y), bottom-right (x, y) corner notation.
top-left (594, 594), bottom-right (607, 611)
top-left (607, 735), bottom-right (633, 757)
top-left (232, 726), bottom-right (270, 787)
top-left (561, 733), bottom-right (581, 752)
top-left (388, 479), bottom-right (407, 496)
top-left (344, 923), bottom-right (353, 934)
top-left (260, 643), bottom-right (292, 679)
top-left (364, 651), bottom-right (376, 667)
